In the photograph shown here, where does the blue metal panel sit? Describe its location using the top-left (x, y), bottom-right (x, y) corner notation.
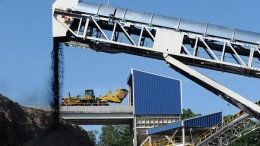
top-left (132, 69), bottom-right (182, 115)
top-left (184, 112), bottom-right (222, 128)
top-left (147, 112), bottom-right (222, 135)
top-left (147, 121), bottom-right (182, 135)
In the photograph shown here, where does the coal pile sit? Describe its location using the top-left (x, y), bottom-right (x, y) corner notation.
top-left (0, 94), bottom-right (93, 146)
top-left (26, 123), bottom-right (92, 146)
top-left (0, 94), bottom-right (50, 145)
top-left (0, 38), bottom-right (94, 145)
top-left (25, 38), bottom-right (94, 146)
top-left (24, 38), bottom-right (93, 146)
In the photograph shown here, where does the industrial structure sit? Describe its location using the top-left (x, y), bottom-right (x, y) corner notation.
top-left (144, 112), bottom-right (222, 146)
top-left (127, 69), bottom-right (182, 145)
top-left (39, 69), bottom-right (223, 145)
top-left (51, 0), bottom-right (260, 145)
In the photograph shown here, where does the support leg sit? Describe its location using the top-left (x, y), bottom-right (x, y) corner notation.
top-left (182, 126), bottom-right (186, 145)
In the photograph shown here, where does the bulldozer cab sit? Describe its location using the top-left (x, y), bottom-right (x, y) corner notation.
top-left (85, 89), bottom-right (95, 97)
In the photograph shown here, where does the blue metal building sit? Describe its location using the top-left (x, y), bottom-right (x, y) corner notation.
top-left (126, 69), bottom-right (222, 145)
top-left (127, 69), bottom-right (183, 145)
top-left (127, 69), bottom-right (182, 115)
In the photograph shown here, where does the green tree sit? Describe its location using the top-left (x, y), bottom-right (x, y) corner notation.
top-left (98, 125), bottom-right (130, 146)
top-left (88, 130), bottom-right (99, 145)
top-left (116, 125), bottom-right (131, 145)
top-left (223, 114), bottom-right (232, 121)
top-left (182, 108), bottom-right (201, 120)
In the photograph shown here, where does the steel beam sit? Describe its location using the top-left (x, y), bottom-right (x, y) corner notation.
top-left (52, 9), bottom-right (260, 120)
top-left (195, 114), bottom-right (250, 145)
top-left (53, 9), bottom-right (260, 78)
top-left (163, 54), bottom-right (260, 120)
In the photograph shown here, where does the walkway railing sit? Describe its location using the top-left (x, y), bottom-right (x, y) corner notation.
top-left (191, 101), bottom-right (260, 146)
top-left (141, 136), bottom-right (185, 146)
top-left (143, 138), bottom-right (171, 146)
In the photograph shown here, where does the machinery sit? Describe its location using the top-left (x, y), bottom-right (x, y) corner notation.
top-left (62, 89), bottom-right (128, 106)
top-left (52, 0), bottom-right (260, 119)
top-left (98, 89), bottom-right (128, 103)
top-left (52, 0), bottom-right (260, 145)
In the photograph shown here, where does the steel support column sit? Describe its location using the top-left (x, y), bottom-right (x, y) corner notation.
top-left (182, 126), bottom-right (186, 145)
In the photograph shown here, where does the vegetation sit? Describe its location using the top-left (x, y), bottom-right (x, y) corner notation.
top-left (88, 125), bottom-right (130, 146)
top-left (229, 128), bottom-right (260, 146)
top-left (182, 108), bottom-right (201, 120)
top-left (88, 130), bottom-right (99, 145)
top-left (98, 125), bottom-right (130, 146)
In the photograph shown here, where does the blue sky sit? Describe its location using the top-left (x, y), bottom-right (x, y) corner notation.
top-left (1, 0), bottom-right (260, 135)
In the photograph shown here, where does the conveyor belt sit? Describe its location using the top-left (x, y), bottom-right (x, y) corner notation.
top-left (52, 0), bottom-right (260, 121)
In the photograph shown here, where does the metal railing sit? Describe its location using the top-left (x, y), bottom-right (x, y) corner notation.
top-left (191, 101), bottom-right (260, 146)
top-left (61, 102), bottom-right (109, 106)
top-left (143, 138), bottom-right (170, 146)
top-left (142, 137), bottom-right (183, 146)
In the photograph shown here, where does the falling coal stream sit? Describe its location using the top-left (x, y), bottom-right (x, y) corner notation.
top-left (51, 37), bottom-right (64, 124)
top-left (25, 40), bottom-right (94, 145)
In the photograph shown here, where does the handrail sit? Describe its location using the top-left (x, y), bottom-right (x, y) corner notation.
top-left (191, 101), bottom-right (260, 146)
top-left (142, 137), bottom-right (180, 146)
top-left (61, 102), bottom-right (109, 106)
top-left (140, 100), bottom-right (260, 146)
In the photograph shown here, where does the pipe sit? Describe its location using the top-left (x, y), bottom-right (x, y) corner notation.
top-left (75, 1), bottom-right (260, 45)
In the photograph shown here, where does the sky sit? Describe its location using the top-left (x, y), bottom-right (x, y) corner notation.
top-left (1, 0), bottom-right (260, 136)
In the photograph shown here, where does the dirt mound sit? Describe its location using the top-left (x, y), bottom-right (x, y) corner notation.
top-left (26, 124), bottom-right (92, 146)
top-left (0, 94), bottom-right (93, 146)
top-left (0, 94), bottom-right (50, 145)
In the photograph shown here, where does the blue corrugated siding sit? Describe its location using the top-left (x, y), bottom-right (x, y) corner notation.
top-left (147, 112), bottom-right (222, 135)
top-left (184, 112), bottom-right (222, 128)
top-left (147, 121), bottom-right (182, 135)
top-left (132, 70), bottom-right (181, 115)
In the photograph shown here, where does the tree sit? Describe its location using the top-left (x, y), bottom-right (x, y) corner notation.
top-left (98, 125), bottom-right (130, 146)
top-left (182, 108), bottom-right (201, 120)
top-left (116, 125), bottom-right (131, 145)
top-left (88, 130), bottom-right (99, 145)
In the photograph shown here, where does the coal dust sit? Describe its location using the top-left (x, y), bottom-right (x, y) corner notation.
top-left (50, 37), bottom-right (64, 124)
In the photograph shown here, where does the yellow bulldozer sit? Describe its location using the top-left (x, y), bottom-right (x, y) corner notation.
top-left (61, 89), bottom-right (128, 106)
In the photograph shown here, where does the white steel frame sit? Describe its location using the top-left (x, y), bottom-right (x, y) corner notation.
top-left (53, 10), bottom-right (260, 78)
top-left (207, 120), bottom-right (260, 146)
top-left (54, 7), bottom-right (260, 119)
top-left (53, 9), bottom-right (260, 145)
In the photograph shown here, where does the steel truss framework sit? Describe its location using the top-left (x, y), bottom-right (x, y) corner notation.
top-left (54, 10), bottom-right (260, 78)
top-left (141, 120), bottom-right (260, 146)
top-left (208, 120), bottom-right (260, 146)
top-left (54, 6), bottom-right (260, 120)
top-left (192, 102), bottom-right (259, 146)
top-left (191, 107), bottom-right (259, 146)
top-left (53, 9), bottom-right (260, 145)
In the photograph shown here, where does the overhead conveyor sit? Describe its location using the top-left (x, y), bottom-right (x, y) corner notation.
top-left (52, 0), bottom-right (260, 121)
